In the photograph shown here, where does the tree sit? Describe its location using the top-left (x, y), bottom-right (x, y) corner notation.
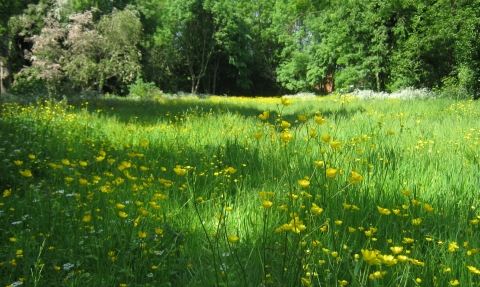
top-left (16, 6), bottom-right (142, 94)
top-left (0, 0), bottom-right (38, 95)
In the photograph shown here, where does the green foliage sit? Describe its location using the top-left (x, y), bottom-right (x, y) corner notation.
top-left (14, 6), bottom-right (142, 95)
top-left (128, 77), bottom-right (162, 98)
top-left (3, 0), bottom-right (480, 97)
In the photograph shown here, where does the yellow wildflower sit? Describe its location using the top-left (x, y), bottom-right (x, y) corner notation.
top-left (298, 179), bottom-right (310, 188)
top-left (390, 246), bottom-right (403, 254)
top-left (411, 218), bottom-right (422, 226)
top-left (424, 203), bottom-right (434, 212)
top-left (258, 111), bottom-right (270, 120)
top-left (281, 98), bottom-right (292, 106)
top-left (330, 141), bottom-right (342, 148)
top-left (19, 170), bottom-right (33, 178)
top-left (326, 168), bottom-right (337, 178)
top-left (279, 132), bottom-right (293, 143)
top-left (377, 206), bottom-right (391, 215)
top-left (3, 189), bottom-right (12, 197)
top-left (173, 165), bottom-right (187, 176)
top-left (227, 235), bottom-right (239, 243)
top-left (315, 116), bottom-right (326, 124)
top-left (348, 171), bottom-right (364, 184)
top-left (262, 200), bottom-right (273, 209)
top-left (448, 242), bottom-right (459, 252)
top-left (450, 280), bottom-right (460, 286)
top-left (311, 203), bottom-right (324, 215)
top-left (361, 249), bottom-right (381, 265)
top-left (281, 120), bottom-right (291, 129)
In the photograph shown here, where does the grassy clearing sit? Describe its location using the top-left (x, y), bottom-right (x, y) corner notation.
top-left (1, 93), bottom-right (479, 287)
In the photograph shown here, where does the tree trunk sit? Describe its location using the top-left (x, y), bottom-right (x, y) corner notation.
top-left (0, 59), bottom-right (4, 96)
top-left (213, 56), bottom-right (219, 95)
top-left (0, 34), bottom-right (10, 96)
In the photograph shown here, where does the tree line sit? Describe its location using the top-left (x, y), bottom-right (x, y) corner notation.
top-left (1, 0), bottom-right (479, 97)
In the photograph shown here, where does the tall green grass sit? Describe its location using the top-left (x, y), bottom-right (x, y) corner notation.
top-left (1, 94), bottom-right (479, 286)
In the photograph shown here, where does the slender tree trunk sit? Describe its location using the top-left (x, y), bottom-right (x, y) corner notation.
top-left (0, 59), bottom-right (4, 96)
top-left (213, 56), bottom-right (219, 95)
top-left (0, 34), bottom-right (10, 96)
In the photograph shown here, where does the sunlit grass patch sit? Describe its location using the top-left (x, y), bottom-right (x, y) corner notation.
top-left (0, 95), bottom-right (479, 286)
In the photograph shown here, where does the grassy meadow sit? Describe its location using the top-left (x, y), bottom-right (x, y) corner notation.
top-left (1, 93), bottom-right (479, 287)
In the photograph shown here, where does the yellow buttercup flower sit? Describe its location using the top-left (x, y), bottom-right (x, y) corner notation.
top-left (330, 141), bottom-right (342, 148)
top-left (390, 246), bottom-right (403, 254)
top-left (138, 231), bottom-right (147, 239)
top-left (298, 115), bottom-right (307, 121)
top-left (411, 199), bottom-right (422, 206)
top-left (448, 242), bottom-right (459, 252)
top-left (321, 135), bottom-right (331, 142)
top-left (349, 171), bottom-right (364, 184)
top-left (253, 133), bottom-right (263, 139)
top-left (258, 111), bottom-right (270, 120)
top-left (369, 271), bottom-right (387, 280)
top-left (173, 165), bottom-right (187, 176)
top-left (315, 116), bottom-right (326, 124)
top-left (326, 168), bottom-right (337, 178)
top-left (281, 97), bottom-right (292, 106)
top-left (281, 120), bottom-right (291, 129)
top-left (311, 203), bottom-right (324, 215)
top-left (411, 218), bottom-right (422, 226)
top-left (19, 170), bottom-right (33, 178)
top-left (301, 277), bottom-right (310, 286)
top-left (118, 211), bottom-right (128, 218)
top-left (279, 132), bottom-right (293, 143)
top-left (467, 266), bottom-right (480, 274)
top-left (361, 249), bottom-right (381, 265)
top-left (298, 179), bottom-right (310, 188)
top-left (338, 280), bottom-right (348, 286)
top-left (377, 206), bottom-right (391, 215)
top-left (410, 259), bottom-right (424, 266)
top-left (402, 237), bottom-right (414, 244)
top-left (262, 200), bottom-right (273, 209)
top-left (3, 189), bottom-right (12, 197)
top-left (227, 235), bottom-right (239, 243)
top-left (258, 191), bottom-right (275, 197)
top-left (314, 160), bottom-right (324, 167)
top-left (378, 254), bottom-right (397, 266)
top-left (450, 279), bottom-right (460, 286)
top-left (397, 255), bottom-right (409, 262)
top-left (424, 203), bottom-right (434, 212)
top-left (14, 160), bottom-right (23, 166)
top-left (277, 204), bottom-right (287, 210)
top-left (401, 190), bottom-right (412, 196)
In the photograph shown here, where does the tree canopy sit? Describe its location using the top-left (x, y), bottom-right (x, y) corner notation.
top-left (2, 0), bottom-right (480, 97)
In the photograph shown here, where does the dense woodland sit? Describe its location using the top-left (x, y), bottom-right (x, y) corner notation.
top-left (1, 0), bottom-right (479, 97)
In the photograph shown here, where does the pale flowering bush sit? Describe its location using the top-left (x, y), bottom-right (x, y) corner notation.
top-left (351, 87), bottom-right (436, 100)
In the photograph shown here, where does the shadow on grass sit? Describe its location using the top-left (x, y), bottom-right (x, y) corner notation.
top-left (66, 96), bottom-right (364, 127)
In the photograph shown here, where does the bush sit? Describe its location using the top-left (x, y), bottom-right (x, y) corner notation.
top-left (128, 77), bottom-right (163, 98)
